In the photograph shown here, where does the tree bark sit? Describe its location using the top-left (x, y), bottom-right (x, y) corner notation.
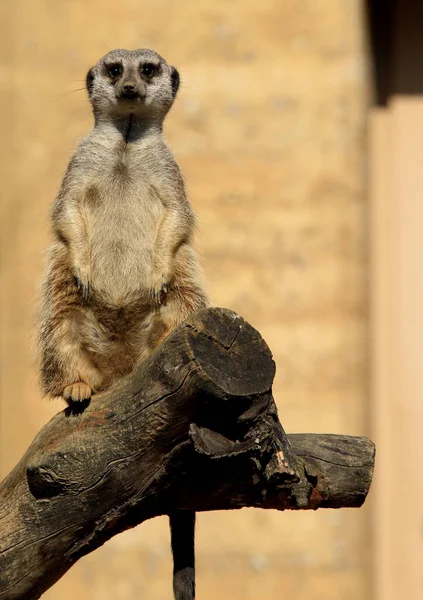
top-left (0, 308), bottom-right (375, 600)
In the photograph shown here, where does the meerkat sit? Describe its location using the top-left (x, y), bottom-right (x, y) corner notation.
top-left (37, 48), bottom-right (208, 600)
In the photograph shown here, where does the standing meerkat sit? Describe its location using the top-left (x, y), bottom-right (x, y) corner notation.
top-left (37, 48), bottom-right (208, 600)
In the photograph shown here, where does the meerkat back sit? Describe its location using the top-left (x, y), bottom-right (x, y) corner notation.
top-left (38, 48), bottom-right (208, 600)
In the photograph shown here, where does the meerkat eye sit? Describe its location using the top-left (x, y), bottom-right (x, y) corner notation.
top-left (142, 63), bottom-right (158, 78)
top-left (108, 64), bottom-right (122, 78)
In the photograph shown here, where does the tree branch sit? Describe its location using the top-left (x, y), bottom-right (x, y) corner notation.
top-left (0, 308), bottom-right (375, 600)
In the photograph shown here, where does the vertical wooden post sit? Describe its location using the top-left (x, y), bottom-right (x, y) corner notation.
top-left (370, 2), bottom-right (423, 598)
top-left (369, 106), bottom-right (394, 600)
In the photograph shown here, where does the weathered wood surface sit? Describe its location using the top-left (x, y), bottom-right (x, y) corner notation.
top-left (0, 308), bottom-right (375, 600)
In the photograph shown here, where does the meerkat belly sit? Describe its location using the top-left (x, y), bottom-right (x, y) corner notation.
top-left (86, 177), bottom-right (163, 304)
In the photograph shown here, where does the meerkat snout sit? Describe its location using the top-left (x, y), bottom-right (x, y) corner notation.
top-left (121, 82), bottom-right (141, 98)
top-left (118, 78), bottom-right (146, 103)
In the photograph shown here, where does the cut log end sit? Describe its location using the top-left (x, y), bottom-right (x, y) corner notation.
top-left (185, 308), bottom-right (276, 397)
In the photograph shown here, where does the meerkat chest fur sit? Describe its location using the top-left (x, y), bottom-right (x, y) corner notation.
top-left (76, 130), bottom-right (166, 303)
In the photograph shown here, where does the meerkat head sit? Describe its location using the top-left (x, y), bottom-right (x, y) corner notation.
top-left (86, 49), bottom-right (180, 122)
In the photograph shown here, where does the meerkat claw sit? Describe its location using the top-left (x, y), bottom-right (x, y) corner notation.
top-left (73, 267), bottom-right (91, 300)
top-left (151, 282), bottom-right (169, 306)
top-left (80, 283), bottom-right (91, 301)
top-left (75, 276), bottom-right (90, 300)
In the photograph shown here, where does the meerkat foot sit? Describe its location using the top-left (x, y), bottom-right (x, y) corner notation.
top-left (63, 382), bottom-right (93, 403)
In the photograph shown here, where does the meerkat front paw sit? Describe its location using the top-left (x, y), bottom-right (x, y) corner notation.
top-left (73, 265), bottom-right (91, 300)
top-left (63, 382), bottom-right (93, 403)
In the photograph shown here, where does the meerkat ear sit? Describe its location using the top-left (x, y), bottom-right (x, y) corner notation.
top-left (170, 67), bottom-right (180, 97)
top-left (86, 68), bottom-right (95, 96)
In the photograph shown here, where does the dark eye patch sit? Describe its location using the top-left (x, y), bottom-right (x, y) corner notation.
top-left (141, 63), bottom-right (159, 78)
top-left (108, 63), bottom-right (122, 78)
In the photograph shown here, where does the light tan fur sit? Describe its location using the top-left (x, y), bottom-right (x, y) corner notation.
top-left (38, 49), bottom-right (208, 403)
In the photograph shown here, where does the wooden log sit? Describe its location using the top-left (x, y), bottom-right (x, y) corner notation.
top-left (0, 308), bottom-right (375, 600)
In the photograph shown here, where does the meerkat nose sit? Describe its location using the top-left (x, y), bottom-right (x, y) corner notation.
top-left (123, 83), bottom-right (137, 96)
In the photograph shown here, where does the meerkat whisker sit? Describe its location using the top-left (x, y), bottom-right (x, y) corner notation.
top-left (53, 87), bottom-right (86, 102)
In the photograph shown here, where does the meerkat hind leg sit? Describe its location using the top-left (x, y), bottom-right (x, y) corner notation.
top-left (40, 311), bottom-right (105, 404)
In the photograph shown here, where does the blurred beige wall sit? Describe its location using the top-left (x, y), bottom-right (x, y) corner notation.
top-left (0, 1), bottom-right (370, 599)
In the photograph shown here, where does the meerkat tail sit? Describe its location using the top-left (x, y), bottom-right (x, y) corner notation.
top-left (170, 510), bottom-right (196, 600)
